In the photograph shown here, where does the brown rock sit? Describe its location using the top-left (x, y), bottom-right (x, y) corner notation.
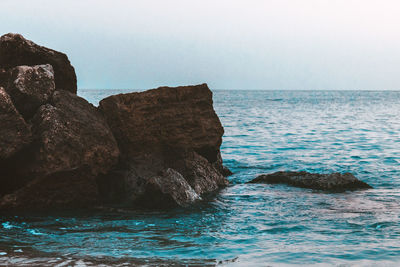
top-left (0, 33), bottom-right (77, 93)
top-left (98, 84), bottom-right (230, 208)
top-left (248, 171), bottom-right (372, 191)
top-left (99, 84), bottom-right (224, 162)
top-left (6, 64), bottom-right (55, 119)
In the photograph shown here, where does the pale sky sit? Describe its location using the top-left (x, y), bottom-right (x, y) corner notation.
top-left (1, 0), bottom-right (400, 90)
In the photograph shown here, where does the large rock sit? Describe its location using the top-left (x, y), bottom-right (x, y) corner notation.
top-left (6, 64), bottom-right (55, 119)
top-left (98, 84), bottom-right (229, 208)
top-left (99, 84), bottom-right (224, 162)
top-left (0, 33), bottom-right (77, 93)
top-left (0, 87), bottom-right (31, 160)
top-left (28, 90), bottom-right (120, 176)
top-left (248, 171), bottom-right (372, 191)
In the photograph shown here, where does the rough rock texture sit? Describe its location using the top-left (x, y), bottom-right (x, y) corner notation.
top-left (6, 64), bottom-right (55, 118)
top-left (98, 84), bottom-right (229, 207)
top-left (135, 168), bottom-right (201, 208)
top-left (28, 90), bottom-right (120, 176)
top-left (248, 171), bottom-right (372, 190)
top-left (0, 33), bottom-right (230, 210)
top-left (170, 151), bottom-right (229, 196)
top-left (99, 84), bottom-right (224, 162)
top-left (0, 87), bottom-right (31, 159)
top-left (0, 68), bottom-right (8, 88)
top-left (0, 90), bottom-right (120, 209)
top-left (0, 33), bottom-right (77, 93)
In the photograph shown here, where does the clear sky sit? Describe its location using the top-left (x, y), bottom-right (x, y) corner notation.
top-left (1, 0), bottom-right (399, 90)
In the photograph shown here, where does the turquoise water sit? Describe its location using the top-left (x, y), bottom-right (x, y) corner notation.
top-left (1, 90), bottom-right (399, 266)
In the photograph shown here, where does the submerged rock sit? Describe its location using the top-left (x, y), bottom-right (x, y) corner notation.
top-left (248, 171), bottom-right (372, 190)
top-left (98, 84), bottom-right (230, 208)
top-left (0, 33), bottom-right (77, 93)
top-left (6, 64), bottom-right (55, 119)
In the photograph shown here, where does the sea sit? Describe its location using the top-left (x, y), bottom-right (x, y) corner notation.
top-left (1, 90), bottom-right (399, 266)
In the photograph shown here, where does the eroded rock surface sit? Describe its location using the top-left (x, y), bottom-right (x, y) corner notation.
top-left (248, 171), bottom-right (372, 191)
top-left (99, 84), bottom-right (224, 162)
top-left (0, 33), bottom-right (77, 93)
top-left (6, 64), bottom-right (55, 118)
top-left (28, 90), bottom-right (120, 176)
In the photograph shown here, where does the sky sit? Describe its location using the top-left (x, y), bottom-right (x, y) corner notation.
top-left (1, 0), bottom-right (400, 90)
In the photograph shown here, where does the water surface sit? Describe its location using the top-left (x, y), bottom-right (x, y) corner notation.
top-left (1, 90), bottom-right (399, 266)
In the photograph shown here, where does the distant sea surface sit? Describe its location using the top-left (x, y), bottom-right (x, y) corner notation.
top-left (1, 90), bottom-right (400, 266)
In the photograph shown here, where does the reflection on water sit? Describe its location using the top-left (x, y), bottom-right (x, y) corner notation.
top-left (1, 90), bottom-right (400, 266)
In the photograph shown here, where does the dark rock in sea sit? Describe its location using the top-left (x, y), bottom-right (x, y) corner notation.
top-left (248, 171), bottom-right (372, 191)
top-left (0, 33), bottom-right (77, 93)
top-left (0, 33), bottom-right (230, 209)
top-left (0, 87), bottom-right (31, 160)
top-left (6, 64), bottom-right (55, 119)
top-left (98, 84), bottom-right (230, 208)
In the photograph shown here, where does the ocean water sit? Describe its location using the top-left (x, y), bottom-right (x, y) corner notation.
top-left (1, 90), bottom-right (400, 266)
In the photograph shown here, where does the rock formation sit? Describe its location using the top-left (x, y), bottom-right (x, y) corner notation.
top-left (0, 33), bottom-right (77, 93)
top-left (98, 84), bottom-right (229, 208)
top-left (248, 171), bottom-right (372, 191)
top-left (0, 33), bottom-right (230, 210)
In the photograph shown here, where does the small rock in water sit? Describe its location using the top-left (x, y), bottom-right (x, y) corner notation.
top-left (248, 171), bottom-right (372, 191)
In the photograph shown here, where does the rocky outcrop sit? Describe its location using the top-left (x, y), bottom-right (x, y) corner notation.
top-left (98, 84), bottom-right (230, 207)
top-left (248, 171), bottom-right (372, 191)
top-left (6, 64), bottom-right (55, 119)
top-left (0, 33), bottom-right (229, 210)
top-left (99, 84), bottom-right (223, 162)
top-left (0, 33), bottom-right (77, 93)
